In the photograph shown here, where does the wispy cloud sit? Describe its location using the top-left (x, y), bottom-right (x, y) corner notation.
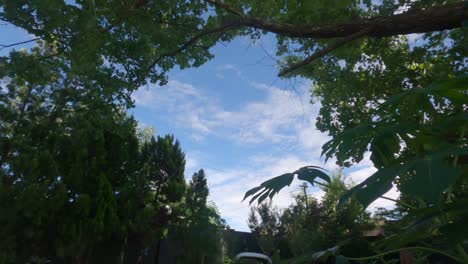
top-left (133, 79), bottom-right (396, 231)
top-left (216, 63), bottom-right (244, 79)
top-left (133, 78), bottom-right (319, 145)
top-left (207, 153), bottom-right (330, 230)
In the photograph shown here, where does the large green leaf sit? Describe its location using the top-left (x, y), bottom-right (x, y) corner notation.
top-left (243, 173), bottom-right (294, 205)
top-left (400, 158), bottom-right (461, 204)
top-left (380, 75), bottom-right (468, 109)
top-left (242, 186), bottom-right (263, 202)
top-left (420, 75), bottom-right (468, 105)
top-left (338, 163), bottom-right (412, 208)
top-left (296, 165), bottom-right (331, 186)
top-left (378, 200), bottom-right (468, 249)
top-left (334, 255), bottom-right (349, 264)
top-left (340, 144), bottom-right (467, 208)
top-left (311, 246), bottom-right (339, 262)
top-left (439, 220), bottom-right (468, 243)
top-left (243, 166), bottom-right (329, 204)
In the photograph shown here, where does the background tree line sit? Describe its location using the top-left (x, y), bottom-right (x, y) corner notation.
top-left (247, 173), bottom-right (375, 263)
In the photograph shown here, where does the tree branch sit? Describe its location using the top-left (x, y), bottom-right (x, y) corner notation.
top-left (142, 20), bottom-right (241, 78)
top-left (239, 2), bottom-right (465, 38)
top-left (142, 1), bottom-right (465, 80)
top-left (278, 27), bottom-right (373, 77)
top-left (0, 38), bottom-right (41, 50)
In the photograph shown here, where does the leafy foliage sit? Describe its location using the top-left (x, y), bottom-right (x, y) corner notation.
top-left (1, 0), bottom-right (466, 262)
top-left (248, 173), bottom-right (373, 263)
top-left (172, 169), bottom-right (226, 264)
top-left (0, 48), bottom-right (225, 262)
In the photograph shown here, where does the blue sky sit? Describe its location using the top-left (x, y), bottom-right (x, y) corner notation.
top-left (130, 35), bottom-right (399, 230)
top-left (1, 24), bottom-right (398, 231)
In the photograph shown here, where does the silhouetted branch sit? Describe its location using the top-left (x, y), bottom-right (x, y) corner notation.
top-left (278, 27), bottom-right (372, 77)
top-left (0, 38), bottom-right (41, 50)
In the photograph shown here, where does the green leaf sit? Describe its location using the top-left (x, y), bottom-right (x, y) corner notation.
top-left (257, 190), bottom-right (271, 204)
top-left (246, 173), bottom-right (294, 204)
top-left (243, 166), bottom-right (328, 204)
top-left (439, 220), bottom-right (468, 243)
top-left (425, 75), bottom-right (468, 105)
top-left (335, 255), bottom-right (349, 264)
top-left (242, 186), bottom-right (263, 202)
top-left (380, 75), bottom-right (468, 109)
top-left (406, 199), bottom-right (468, 231)
top-left (296, 166), bottom-right (331, 185)
top-left (249, 188), bottom-right (267, 205)
top-left (339, 163), bottom-right (412, 208)
top-left (400, 158), bottom-right (461, 204)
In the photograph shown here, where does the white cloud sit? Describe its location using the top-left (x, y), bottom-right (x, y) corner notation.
top-left (406, 33), bottom-right (422, 43)
top-left (218, 63), bottom-right (243, 78)
top-left (133, 79), bottom-right (325, 146)
top-left (133, 79), bottom-right (397, 231)
top-left (208, 153), bottom-right (398, 231)
top-left (347, 165), bottom-right (377, 186)
top-left (207, 153), bottom-right (331, 231)
top-left (132, 80), bottom-right (204, 113)
top-left (185, 155), bottom-right (199, 175)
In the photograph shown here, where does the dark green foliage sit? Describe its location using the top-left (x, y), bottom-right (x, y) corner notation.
top-left (0, 49), bottom-right (143, 261)
top-left (1, 0), bottom-right (466, 262)
top-left (0, 0), bottom-right (234, 106)
top-left (248, 174), bottom-right (373, 263)
top-left (172, 170), bottom-right (226, 264)
top-left (186, 169), bottom-right (209, 213)
top-left (140, 135), bottom-right (186, 205)
top-left (246, 75), bottom-right (467, 261)
top-left (0, 48), bottom-right (224, 262)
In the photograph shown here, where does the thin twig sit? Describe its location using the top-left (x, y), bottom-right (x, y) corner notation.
top-left (278, 27), bottom-right (373, 77)
top-left (0, 38), bottom-right (41, 50)
top-left (141, 20), bottom-right (241, 80)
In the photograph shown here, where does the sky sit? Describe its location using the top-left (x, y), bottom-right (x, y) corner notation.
top-left (1, 23), bottom-right (399, 231)
top-left (131, 36), bottom-right (399, 231)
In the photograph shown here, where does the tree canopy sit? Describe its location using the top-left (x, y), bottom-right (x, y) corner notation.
top-left (1, 1), bottom-right (465, 105)
top-left (1, 0), bottom-right (467, 263)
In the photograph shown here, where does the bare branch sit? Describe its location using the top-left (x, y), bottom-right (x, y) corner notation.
top-left (278, 27), bottom-right (373, 77)
top-left (0, 38), bottom-right (41, 50)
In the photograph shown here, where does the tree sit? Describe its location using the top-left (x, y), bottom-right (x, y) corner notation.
top-left (248, 173), bottom-right (374, 262)
top-left (0, 1), bottom-right (464, 97)
top-left (172, 169), bottom-right (226, 264)
top-left (319, 173), bottom-right (373, 249)
top-left (186, 169), bottom-right (209, 216)
top-left (248, 202), bottom-right (284, 257)
top-left (140, 135), bottom-right (186, 207)
top-left (0, 46), bottom-right (144, 262)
